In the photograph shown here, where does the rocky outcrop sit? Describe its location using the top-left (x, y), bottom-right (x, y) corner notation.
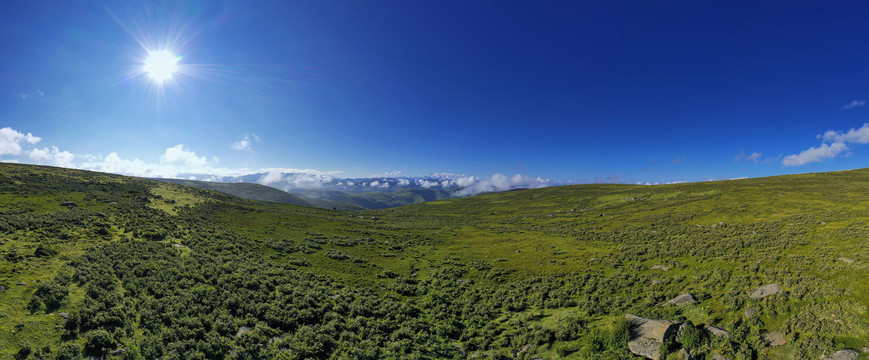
top-left (662, 293), bottom-right (696, 306)
top-left (762, 332), bottom-right (786, 346)
top-left (838, 257), bottom-right (855, 264)
top-left (821, 350), bottom-right (858, 360)
top-left (744, 307), bottom-right (756, 318)
top-left (704, 325), bottom-right (730, 339)
top-left (749, 284), bottom-right (781, 299)
top-left (651, 265), bottom-right (670, 271)
top-left (625, 314), bottom-right (679, 360)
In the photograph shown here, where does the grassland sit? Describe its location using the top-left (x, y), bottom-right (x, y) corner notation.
top-left (0, 163), bottom-right (867, 359)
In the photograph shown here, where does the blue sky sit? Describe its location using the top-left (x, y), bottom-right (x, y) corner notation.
top-left (2, 0), bottom-right (869, 186)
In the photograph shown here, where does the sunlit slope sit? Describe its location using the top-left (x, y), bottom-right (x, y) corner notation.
top-left (1, 163), bottom-right (867, 359)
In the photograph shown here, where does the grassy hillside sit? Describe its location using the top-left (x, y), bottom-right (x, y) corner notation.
top-left (1, 163), bottom-right (867, 359)
top-left (150, 178), bottom-right (364, 211)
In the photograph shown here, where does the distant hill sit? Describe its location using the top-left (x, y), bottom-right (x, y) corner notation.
top-left (151, 178), bottom-right (363, 210)
top-left (299, 188), bottom-right (453, 209)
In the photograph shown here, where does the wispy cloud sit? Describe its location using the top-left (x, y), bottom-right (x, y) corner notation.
top-left (783, 142), bottom-right (848, 167)
top-left (782, 123), bottom-right (869, 167)
top-left (733, 150), bottom-right (763, 164)
top-left (231, 133), bottom-right (260, 152)
top-left (843, 100), bottom-right (866, 110)
top-left (16, 90), bottom-right (44, 99)
top-left (671, 154), bottom-right (687, 165)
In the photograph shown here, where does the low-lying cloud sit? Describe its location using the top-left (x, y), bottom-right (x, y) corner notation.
top-left (0, 127), bottom-right (41, 156)
top-left (455, 173), bottom-right (550, 196)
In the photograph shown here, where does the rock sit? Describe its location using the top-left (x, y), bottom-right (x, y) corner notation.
top-left (17, 282), bottom-right (26, 285)
top-left (111, 349), bottom-right (127, 356)
top-left (861, 347), bottom-right (869, 353)
top-left (744, 308), bottom-right (756, 318)
top-left (838, 257), bottom-right (855, 264)
top-left (235, 326), bottom-right (251, 337)
top-left (821, 350), bottom-right (859, 360)
top-left (711, 355), bottom-right (731, 360)
top-left (749, 284), bottom-right (781, 299)
top-left (96, 213), bottom-right (108, 218)
top-left (676, 348), bottom-right (694, 360)
top-left (0, 285), bottom-right (6, 291)
top-left (173, 244), bottom-right (186, 248)
top-left (58, 312), bottom-right (69, 319)
top-left (762, 332), bottom-right (786, 346)
top-left (624, 314), bottom-right (679, 360)
top-left (60, 201), bottom-right (77, 207)
top-left (651, 264), bottom-right (670, 271)
top-left (652, 279), bottom-right (662, 285)
top-left (704, 325), bottom-right (730, 339)
top-left (662, 293), bottom-right (696, 306)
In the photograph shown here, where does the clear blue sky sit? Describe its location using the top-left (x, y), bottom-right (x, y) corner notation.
top-left (2, 0), bottom-right (869, 184)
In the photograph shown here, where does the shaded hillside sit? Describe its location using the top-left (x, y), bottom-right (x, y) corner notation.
top-left (151, 178), bottom-right (363, 210)
top-left (1, 163), bottom-right (867, 359)
top-left (299, 188), bottom-right (453, 209)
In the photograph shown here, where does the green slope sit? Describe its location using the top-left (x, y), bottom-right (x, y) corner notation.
top-left (151, 178), bottom-right (363, 210)
top-left (1, 163), bottom-right (868, 359)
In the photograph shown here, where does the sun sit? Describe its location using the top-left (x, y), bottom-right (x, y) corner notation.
top-left (143, 50), bottom-right (181, 83)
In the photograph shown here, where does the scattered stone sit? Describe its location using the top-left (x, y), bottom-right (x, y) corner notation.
top-left (111, 349), bottom-right (127, 356)
top-left (58, 312), bottom-right (69, 319)
top-left (861, 347), bottom-right (869, 353)
top-left (624, 314), bottom-right (679, 360)
top-left (0, 285), bottom-right (6, 291)
top-left (651, 264), bottom-right (670, 271)
top-left (704, 325), bottom-right (730, 339)
top-left (652, 279), bottom-right (662, 285)
top-left (838, 257), bottom-right (855, 264)
top-left (235, 326), bottom-right (251, 337)
top-left (749, 284), bottom-right (781, 299)
top-left (762, 332), bottom-right (786, 346)
top-left (662, 293), bottom-right (696, 306)
top-left (173, 243), bottom-right (186, 248)
top-left (677, 348), bottom-right (694, 360)
top-left (96, 213), bottom-right (108, 218)
top-left (821, 222), bottom-right (827, 225)
top-left (711, 355), bottom-right (731, 360)
top-left (17, 282), bottom-right (26, 285)
top-left (744, 308), bottom-right (756, 318)
top-left (821, 350), bottom-right (859, 360)
top-left (60, 201), bottom-right (77, 208)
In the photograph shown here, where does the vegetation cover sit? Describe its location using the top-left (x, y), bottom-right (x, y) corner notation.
top-left (0, 163), bottom-right (867, 359)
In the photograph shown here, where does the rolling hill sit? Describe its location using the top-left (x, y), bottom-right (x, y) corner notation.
top-left (1, 163), bottom-right (867, 359)
top-left (150, 178), bottom-right (364, 211)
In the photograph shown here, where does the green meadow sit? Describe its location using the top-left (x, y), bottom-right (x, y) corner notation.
top-left (0, 163), bottom-right (867, 359)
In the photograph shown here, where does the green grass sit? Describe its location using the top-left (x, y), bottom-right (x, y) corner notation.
top-left (1, 163), bottom-right (869, 359)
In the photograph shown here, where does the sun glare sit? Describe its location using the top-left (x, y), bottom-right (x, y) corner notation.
top-left (143, 50), bottom-right (181, 83)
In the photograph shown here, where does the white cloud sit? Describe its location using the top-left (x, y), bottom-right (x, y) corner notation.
top-left (783, 142), bottom-right (848, 167)
top-left (843, 100), bottom-right (866, 110)
top-left (256, 170), bottom-right (336, 189)
top-left (455, 173), bottom-right (550, 196)
top-left (162, 144), bottom-right (212, 167)
top-left (417, 179), bottom-right (439, 188)
top-left (29, 146), bottom-right (74, 168)
top-left (0, 127), bottom-right (42, 156)
top-left (821, 123), bottom-right (869, 144)
top-left (231, 133), bottom-right (260, 152)
top-left (397, 179), bottom-right (410, 186)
